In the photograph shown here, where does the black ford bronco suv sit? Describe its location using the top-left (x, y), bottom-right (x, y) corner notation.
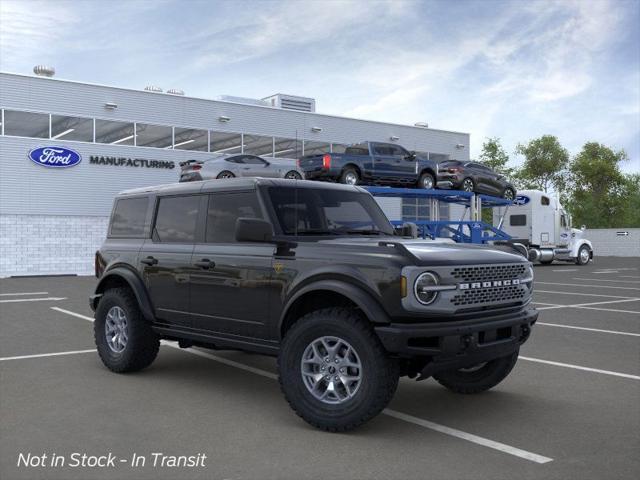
top-left (91, 178), bottom-right (538, 431)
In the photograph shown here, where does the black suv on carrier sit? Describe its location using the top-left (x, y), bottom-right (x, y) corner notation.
top-left (92, 178), bottom-right (538, 431)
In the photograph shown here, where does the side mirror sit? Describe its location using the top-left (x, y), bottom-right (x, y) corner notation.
top-left (405, 151), bottom-right (416, 160)
top-left (235, 218), bottom-right (273, 243)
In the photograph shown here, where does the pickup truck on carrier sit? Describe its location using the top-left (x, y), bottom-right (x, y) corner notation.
top-left (299, 141), bottom-right (441, 189)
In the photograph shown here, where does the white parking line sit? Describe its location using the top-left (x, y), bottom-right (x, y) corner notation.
top-left (620, 275), bottom-right (640, 279)
top-left (536, 290), bottom-right (638, 299)
top-left (0, 297), bottom-right (67, 303)
top-left (535, 298), bottom-right (640, 311)
top-left (551, 269), bottom-right (578, 272)
top-left (0, 349), bottom-right (96, 362)
top-left (574, 306), bottom-right (640, 315)
top-left (536, 282), bottom-right (640, 291)
top-left (572, 278), bottom-right (640, 284)
top-left (537, 322), bottom-right (640, 337)
top-left (0, 291), bottom-right (49, 296)
top-left (51, 307), bottom-right (94, 321)
top-left (49, 307), bottom-right (553, 464)
top-left (383, 409), bottom-right (553, 464)
top-left (520, 357), bottom-right (640, 380)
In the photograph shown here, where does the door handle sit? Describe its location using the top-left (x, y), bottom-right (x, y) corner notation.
top-left (141, 256), bottom-right (158, 266)
top-left (194, 259), bottom-right (215, 269)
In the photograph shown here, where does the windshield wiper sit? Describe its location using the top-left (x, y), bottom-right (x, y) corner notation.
top-left (293, 230), bottom-right (343, 236)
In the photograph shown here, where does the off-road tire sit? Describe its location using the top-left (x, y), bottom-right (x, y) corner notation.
top-left (94, 287), bottom-right (160, 373)
top-left (339, 168), bottom-right (359, 185)
top-left (433, 350), bottom-right (519, 394)
top-left (278, 307), bottom-right (399, 432)
top-left (418, 172), bottom-right (435, 189)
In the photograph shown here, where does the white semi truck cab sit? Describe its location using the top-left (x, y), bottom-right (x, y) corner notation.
top-left (493, 190), bottom-right (593, 265)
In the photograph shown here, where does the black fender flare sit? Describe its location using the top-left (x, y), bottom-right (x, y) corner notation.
top-left (278, 279), bottom-right (392, 337)
top-left (93, 266), bottom-right (155, 322)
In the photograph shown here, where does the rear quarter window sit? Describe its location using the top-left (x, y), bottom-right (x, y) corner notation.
top-left (109, 197), bottom-right (149, 237)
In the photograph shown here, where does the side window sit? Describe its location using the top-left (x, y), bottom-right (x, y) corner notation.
top-left (388, 145), bottom-right (408, 157)
top-left (510, 215), bottom-right (527, 226)
top-left (226, 156), bottom-right (243, 164)
top-left (561, 215), bottom-right (567, 228)
top-left (206, 192), bottom-right (263, 243)
top-left (154, 196), bottom-right (200, 243)
top-left (110, 197), bottom-right (149, 237)
top-left (243, 155), bottom-right (266, 165)
top-left (541, 196), bottom-right (550, 206)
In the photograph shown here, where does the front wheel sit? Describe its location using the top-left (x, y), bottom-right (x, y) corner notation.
top-left (576, 245), bottom-right (591, 265)
top-left (461, 177), bottom-right (475, 192)
top-left (278, 308), bottom-right (399, 432)
top-left (503, 187), bottom-right (515, 200)
top-left (433, 350), bottom-right (519, 394)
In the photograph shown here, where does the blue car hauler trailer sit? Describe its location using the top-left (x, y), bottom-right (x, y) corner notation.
top-left (364, 186), bottom-right (513, 244)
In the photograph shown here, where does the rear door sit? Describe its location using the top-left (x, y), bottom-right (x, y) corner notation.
top-left (189, 190), bottom-right (274, 339)
top-left (140, 194), bottom-right (202, 327)
top-left (371, 143), bottom-right (396, 182)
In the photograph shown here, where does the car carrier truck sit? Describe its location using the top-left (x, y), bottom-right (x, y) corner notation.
top-left (493, 189), bottom-right (593, 265)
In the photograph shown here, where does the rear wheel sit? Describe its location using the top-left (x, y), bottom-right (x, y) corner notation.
top-left (278, 308), bottom-right (399, 432)
top-left (418, 172), bottom-right (435, 189)
top-left (284, 170), bottom-right (302, 180)
top-left (461, 177), bottom-right (475, 192)
top-left (94, 288), bottom-right (160, 373)
top-left (217, 171), bottom-right (235, 179)
top-left (576, 245), bottom-right (591, 265)
top-left (339, 168), bottom-right (359, 186)
top-left (433, 350), bottom-right (519, 394)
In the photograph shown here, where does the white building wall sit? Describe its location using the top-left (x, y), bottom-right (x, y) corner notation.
top-left (585, 228), bottom-right (640, 257)
top-left (0, 215), bottom-right (108, 276)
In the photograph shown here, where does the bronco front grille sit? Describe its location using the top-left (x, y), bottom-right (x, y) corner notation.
top-left (451, 264), bottom-right (527, 283)
top-left (451, 285), bottom-right (527, 306)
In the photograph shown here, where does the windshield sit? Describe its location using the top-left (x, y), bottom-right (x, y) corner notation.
top-left (267, 187), bottom-right (394, 236)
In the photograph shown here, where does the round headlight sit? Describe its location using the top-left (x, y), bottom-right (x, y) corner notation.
top-left (414, 272), bottom-right (439, 305)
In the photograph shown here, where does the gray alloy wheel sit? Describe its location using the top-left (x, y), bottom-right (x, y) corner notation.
top-left (285, 171), bottom-right (302, 180)
top-left (503, 188), bottom-right (515, 200)
top-left (419, 173), bottom-right (435, 189)
top-left (343, 171), bottom-right (358, 185)
top-left (300, 336), bottom-right (363, 405)
top-left (577, 245), bottom-right (591, 265)
top-left (462, 178), bottom-right (474, 192)
top-left (217, 171), bottom-right (235, 179)
top-left (105, 306), bottom-right (128, 353)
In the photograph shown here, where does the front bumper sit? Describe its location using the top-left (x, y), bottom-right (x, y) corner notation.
top-left (375, 307), bottom-right (538, 377)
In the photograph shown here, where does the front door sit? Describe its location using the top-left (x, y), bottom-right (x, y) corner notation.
top-left (189, 191), bottom-right (274, 339)
top-left (140, 194), bottom-right (201, 327)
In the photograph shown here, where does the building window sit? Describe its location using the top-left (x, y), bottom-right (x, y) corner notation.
top-left (303, 141), bottom-right (330, 156)
top-left (3, 110), bottom-right (49, 138)
top-left (173, 127), bottom-right (208, 151)
top-left (211, 131), bottom-right (243, 154)
top-left (51, 114), bottom-right (94, 142)
top-left (135, 123), bottom-right (173, 149)
top-left (95, 119), bottom-right (135, 145)
top-left (273, 137), bottom-right (302, 158)
top-left (244, 134), bottom-right (274, 156)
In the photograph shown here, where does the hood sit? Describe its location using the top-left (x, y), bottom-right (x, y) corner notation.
top-left (317, 236), bottom-right (528, 266)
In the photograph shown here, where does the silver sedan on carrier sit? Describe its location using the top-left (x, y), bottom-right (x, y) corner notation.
top-left (179, 154), bottom-right (305, 182)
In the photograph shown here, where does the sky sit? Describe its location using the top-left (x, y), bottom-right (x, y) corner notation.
top-left (1, 0), bottom-right (639, 172)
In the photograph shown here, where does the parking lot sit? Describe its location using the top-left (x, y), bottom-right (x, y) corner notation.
top-left (1, 256), bottom-right (638, 480)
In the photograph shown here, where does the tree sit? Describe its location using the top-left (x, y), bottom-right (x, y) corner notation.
top-left (479, 137), bottom-right (513, 176)
top-left (515, 135), bottom-right (569, 193)
top-left (565, 142), bottom-right (636, 228)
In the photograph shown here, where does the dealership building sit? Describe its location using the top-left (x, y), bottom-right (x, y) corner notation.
top-left (0, 70), bottom-right (470, 277)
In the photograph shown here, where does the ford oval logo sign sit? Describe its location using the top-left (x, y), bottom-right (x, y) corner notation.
top-left (514, 195), bottom-right (530, 206)
top-left (28, 146), bottom-right (82, 168)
